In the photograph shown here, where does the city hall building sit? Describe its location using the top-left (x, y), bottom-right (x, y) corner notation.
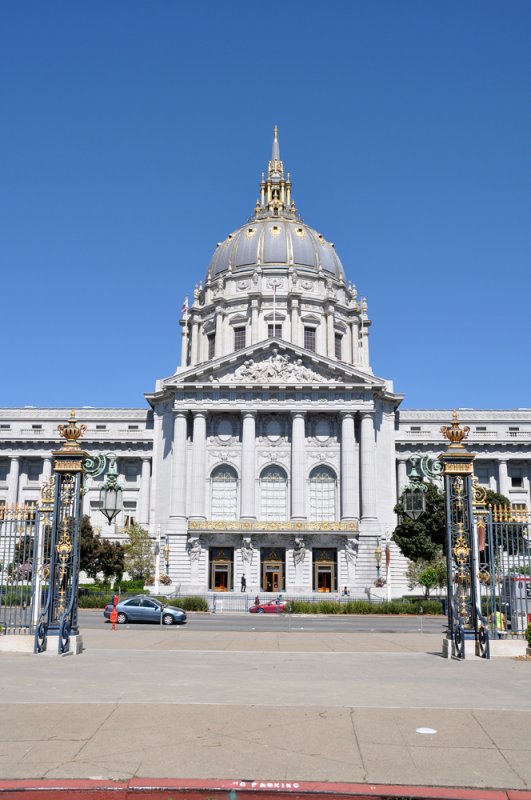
top-left (1, 130), bottom-right (530, 596)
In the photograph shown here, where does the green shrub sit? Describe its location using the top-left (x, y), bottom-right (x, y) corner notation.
top-left (288, 598), bottom-right (444, 615)
top-left (526, 624), bottom-right (531, 648)
top-left (168, 596), bottom-right (209, 612)
top-left (78, 593), bottom-right (107, 609)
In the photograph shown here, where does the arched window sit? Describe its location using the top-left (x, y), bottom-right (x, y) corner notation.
top-left (260, 465), bottom-right (288, 521)
top-left (309, 466), bottom-right (337, 521)
top-left (211, 466), bottom-right (238, 520)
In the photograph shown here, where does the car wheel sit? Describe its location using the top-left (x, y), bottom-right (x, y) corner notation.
top-left (162, 614), bottom-right (175, 625)
top-left (117, 612), bottom-right (127, 624)
top-left (256, 608), bottom-right (265, 614)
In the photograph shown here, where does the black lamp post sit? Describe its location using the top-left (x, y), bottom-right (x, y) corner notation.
top-left (374, 537), bottom-right (382, 578)
top-left (402, 457), bottom-right (427, 521)
top-left (99, 457), bottom-right (123, 524)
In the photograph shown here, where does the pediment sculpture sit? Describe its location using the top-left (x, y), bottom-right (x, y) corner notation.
top-left (210, 349), bottom-right (341, 384)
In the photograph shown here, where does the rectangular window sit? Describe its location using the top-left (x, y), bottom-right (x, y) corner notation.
top-left (509, 427), bottom-right (520, 431)
top-left (511, 470), bottom-right (523, 488)
top-left (234, 327), bottom-right (246, 350)
top-left (123, 501), bottom-right (136, 528)
top-left (208, 333), bottom-right (216, 359)
top-left (0, 463), bottom-right (8, 482)
top-left (268, 324), bottom-right (282, 338)
top-left (334, 333), bottom-right (342, 360)
top-left (475, 466), bottom-right (490, 486)
top-left (409, 426), bottom-right (421, 431)
top-left (128, 425), bottom-right (139, 430)
top-left (475, 426), bottom-right (487, 432)
top-left (304, 327), bottom-right (316, 352)
top-left (31, 424), bottom-right (42, 430)
top-left (124, 462), bottom-right (137, 482)
top-left (27, 462), bottom-right (41, 483)
top-left (0, 424), bottom-right (10, 430)
top-left (96, 424), bottom-right (106, 430)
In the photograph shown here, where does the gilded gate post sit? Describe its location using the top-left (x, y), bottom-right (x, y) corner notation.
top-left (34, 411), bottom-right (87, 655)
top-left (440, 411), bottom-right (489, 659)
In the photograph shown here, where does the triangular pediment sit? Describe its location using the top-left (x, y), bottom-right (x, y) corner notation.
top-left (161, 339), bottom-right (390, 391)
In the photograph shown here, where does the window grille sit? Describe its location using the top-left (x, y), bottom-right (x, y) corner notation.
top-left (268, 324), bottom-right (282, 338)
top-left (260, 465), bottom-right (288, 521)
top-left (309, 466), bottom-right (337, 521)
top-left (234, 327), bottom-right (246, 350)
top-left (334, 333), bottom-right (342, 360)
top-left (304, 327), bottom-right (316, 352)
top-left (208, 333), bottom-right (216, 359)
top-left (211, 466), bottom-right (238, 520)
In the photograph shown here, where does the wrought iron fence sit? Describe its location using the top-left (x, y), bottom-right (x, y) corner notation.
top-left (476, 505), bottom-right (531, 639)
top-left (0, 503), bottom-right (39, 633)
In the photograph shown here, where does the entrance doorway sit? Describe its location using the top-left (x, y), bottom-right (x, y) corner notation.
top-left (209, 547), bottom-right (234, 591)
top-left (260, 548), bottom-right (285, 592)
top-left (313, 548), bottom-right (337, 592)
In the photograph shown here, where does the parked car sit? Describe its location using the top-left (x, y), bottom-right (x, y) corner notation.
top-left (103, 595), bottom-right (187, 625)
top-left (249, 601), bottom-right (287, 614)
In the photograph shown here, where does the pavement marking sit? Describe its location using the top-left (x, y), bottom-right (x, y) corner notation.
top-left (416, 727), bottom-right (438, 734)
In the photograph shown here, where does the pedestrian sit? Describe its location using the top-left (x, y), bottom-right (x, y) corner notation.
top-left (254, 595), bottom-right (260, 606)
top-left (241, 575), bottom-right (247, 592)
top-left (342, 586), bottom-right (350, 597)
top-left (275, 593), bottom-right (283, 605)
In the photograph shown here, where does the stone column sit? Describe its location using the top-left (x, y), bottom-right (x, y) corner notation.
top-left (498, 458), bottom-right (510, 499)
top-left (170, 412), bottom-right (188, 518)
top-left (42, 457), bottom-right (53, 482)
top-left (191, 318), bottom-right (201, 365)
top-left (291, 412), bottom-right (306, 520)
top-left (6, 456), bottom-right (20, 507)
top-left (360, 412), bottom-right (377, 520)
top-left (250, 296), bottom-right (259, 345)
top-left (326, 303), bottom-right (335, 358)
top-left (240, 412), bottom-right (256, 519)
top-left (214, 309), bottom-right (223, 358)
top-left (340, 412), bottom-right (357, 520)
top-left (190, 411), bottom-right (207, 520)
top-left (137, 457), bottom-right (151, 525)
top-left (290, 296), bottom-right (300, 347)
top-left (180, 321), bottom-right (189, 368)
top-left (350, 319), bottom-right (360, 366)
top-left (397, 459), bottom-right (408, 494)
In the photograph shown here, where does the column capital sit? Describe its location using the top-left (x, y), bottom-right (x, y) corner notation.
top-left (291, 410), bottom-right (306, 419)
top-left (141, 456), bottom-right (151, 463)
top-left (192, 410), bottom-right (207, 420)
top-left (241, 410), bottom-right (256, 420)
top-left (340, 411), bottom-right (354, 420)
top-left (174, 410), bottom-right (188, 419)
top-left (359, 410), bottom-right (374, 419)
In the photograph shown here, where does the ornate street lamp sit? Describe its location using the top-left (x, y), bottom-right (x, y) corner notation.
top-left (374, 537), bottom-right (382, 578)
top-left (162, 540), bottom-right (170, 574)
top-left (98, 457), bottom-right (123, 524)
top-left (402, 456), bottom-right (427, 521)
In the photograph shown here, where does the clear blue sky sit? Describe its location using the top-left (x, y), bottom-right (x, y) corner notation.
top-left (1, 1), bottom-right (530, 409)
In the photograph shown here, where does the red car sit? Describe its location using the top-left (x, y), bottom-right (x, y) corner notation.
top-left (249, 601), bottom-right (287, 614)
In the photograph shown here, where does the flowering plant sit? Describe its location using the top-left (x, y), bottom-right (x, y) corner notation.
top-left (374, 577), bottom-right (386, 588)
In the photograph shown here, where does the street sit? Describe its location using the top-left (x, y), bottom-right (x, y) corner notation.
top-left (79, 609), bottom-right (446, 634)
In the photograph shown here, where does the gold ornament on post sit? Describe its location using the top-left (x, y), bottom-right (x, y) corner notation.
top-left (440, 410), bottom-right (470, 451)
top-left (57, 410), bottom-right (87, 452)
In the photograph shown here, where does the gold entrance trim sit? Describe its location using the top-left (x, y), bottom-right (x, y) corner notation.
top-left (0, 502), bottom-right (37, 521)
top-left (492, 504), bottom-right (531, 523)
top-left (188, 520), bottom-right (359, 532)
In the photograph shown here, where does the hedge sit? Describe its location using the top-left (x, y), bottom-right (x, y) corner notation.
top-left (289, 599), bottom-right (444, 615)
top-left (168, 596), bottom-right (209, 612)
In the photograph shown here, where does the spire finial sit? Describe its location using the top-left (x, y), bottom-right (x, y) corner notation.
top-left (272, 125), bottom-right (280, 162)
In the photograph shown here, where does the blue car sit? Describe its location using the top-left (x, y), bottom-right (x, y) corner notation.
top-left (104, 595), bottom-right (187, 626)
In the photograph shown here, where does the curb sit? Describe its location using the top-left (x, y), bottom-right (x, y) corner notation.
top-left (0, 779), bottom-right (529, 800)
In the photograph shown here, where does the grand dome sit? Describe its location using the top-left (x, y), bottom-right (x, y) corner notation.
top-left (206, 128), bottom-right (346, 283)
top-left (207, 217), bottom-right (345, 281)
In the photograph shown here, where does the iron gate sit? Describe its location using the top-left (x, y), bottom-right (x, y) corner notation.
top-left (475, 504), bottom-right (531, 639)
top-left (0, 502), bottom-right (40, 633)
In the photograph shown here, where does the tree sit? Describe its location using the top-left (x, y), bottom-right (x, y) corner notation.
top-left (393, 483), bottom-right (446, 562)
top-left (123, 524), bottom-right (154, 580)
top-left (406, 555), bottom-right (447, 597)
top-left (79, 515), bottom-right (125, 585)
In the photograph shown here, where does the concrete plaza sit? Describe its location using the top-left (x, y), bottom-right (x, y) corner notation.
top-left (1, 619), bottom-right (531, 791)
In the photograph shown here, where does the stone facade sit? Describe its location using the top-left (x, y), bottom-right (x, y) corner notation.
top-left (1, 131), bottom-right (530, 596)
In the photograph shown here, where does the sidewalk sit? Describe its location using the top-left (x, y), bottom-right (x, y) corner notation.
top-left (0, 627), bottom-right (530, 791)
